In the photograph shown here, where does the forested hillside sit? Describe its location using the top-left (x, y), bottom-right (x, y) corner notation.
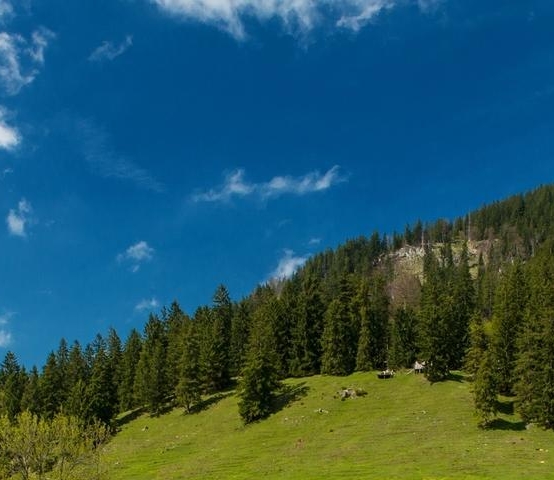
top-left (1, 184), bottom-right (554, 477)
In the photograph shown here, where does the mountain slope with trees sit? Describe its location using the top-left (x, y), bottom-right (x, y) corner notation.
top-left (1, 184), bottom-right (554, 477)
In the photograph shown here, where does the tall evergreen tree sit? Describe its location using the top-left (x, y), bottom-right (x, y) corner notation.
top-left (134, 314), bottom-right (168, 415)
top-left (355, 275), bottom-right (389, 371)
top-left (229, 300), bottom-right (251, 377)
top-left (321, 276), bottom-right (355, 376)
top-left (175, 323), bottom-right (202, 414)
top-left (419, 248), bottom-right (451, 381)
top-left (389, 306), bottom-right (419, 369)
top-left (118, 329), bottom-right (142, 411)
top-left (515, 245), bottom-right (554, 427)
top-left (39, 352), bottom-right (62, 418)
top-left (164, 301), bottom-right (188, 393)
top-left (473, 350), bottom-right (498, 427)
top-left (0, 352), bottom-right (25, 421)
top-left (238, 307), bottom-right (281, 424)
top-left (490, 261), bottom-right (527, 394)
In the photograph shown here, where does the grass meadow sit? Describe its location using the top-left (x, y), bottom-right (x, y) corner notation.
top-left (105, 372), bottom-right (554, 479)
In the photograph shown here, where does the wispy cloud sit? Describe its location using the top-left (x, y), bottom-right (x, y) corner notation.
top-left (0, 1), bottom-right (13, 22)
top-left (117, 240), bottom-right (155, 272)
top-left (0, 311), bottom-right (15, 348)
top-left (79, 119), bottom-right (164, 192)
top-left (89, 35), bottom-right (133, 62)
top-left (0, 27), bottom-right (54, 95)
top-left (270, 249), bottom-right (308, 280)
top-left (0, 107), bottom-right (19, 150)
top-left (149, 0), bottom-right (440, 39)
top-left (6, 198), bottom-right (32, 237)
top-left (192, 165), bottom-right (346, 203)
top-left (135, 297), bottom-right (159, 312)
top-left (308, 237), bottom-right (321, 246)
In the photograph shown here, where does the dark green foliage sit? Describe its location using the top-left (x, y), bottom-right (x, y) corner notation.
top-left (490, 262), bottom-right (527, 394)
top-left (176, 324), bottom-right (202, 413)
top-left (0, 352), bottom-right (25, 421)
top-left (321, 276), bottom-right (355, 376)
top-left (473, 350), bottom-right (497, 427)
top-left (39, 352), bottom-right (62, 418)
top-left (238, 311), bottom-right (281, 424)
top-left (355, 275), bottom-right (389, 371)
top-left (118, 329), bottom-right (142, 411)
top-left (20, 366), bottom-right (41, 415)
top-left (515, 244), bottom-right (554, 427)
top-left (164, 301), bottom-right (189, 393)
top-left (134, 314), bottom-right (168, 415)
top-left (419, 249), bottom-right (452, 382)
top-left (464, 315), bottom-right (489, 376)
top-left (84, 345), bottom-right (118, 424)
top-left (389, 306), bottom-right (419, 369)
top-left (230, 300), bottom-right (251, 377)
top-left (289, 274), bottom-right (325, 377)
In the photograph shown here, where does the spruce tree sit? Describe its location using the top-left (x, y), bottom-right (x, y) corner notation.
top-left (389, 306), bottom-right (418, 369)
top-left (473, 350), bottom-right (497, 428)
top-left (491, 261), bottom-right (527, 394)
top-left (238, 311), bottom-right (281, 424)
top-left (134, 314), bottom-right (168, 415)
top-left (118, 329), bottom-right (142, 411)
top-left (321, 276), bottom-right (355, 375)
top-left (175, 324), bottom-right (202, 414)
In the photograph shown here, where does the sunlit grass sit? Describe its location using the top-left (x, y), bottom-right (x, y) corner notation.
top-left (105, 372), bottom-right (554, 479)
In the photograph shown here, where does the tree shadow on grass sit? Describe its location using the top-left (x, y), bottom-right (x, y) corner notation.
top-left (446, 372), bottom-right (466, 383)
top-left (189, 392), bottom-right (234, 415)
top-left (487, 418), bottom-right (526, 431)
top-left (271, 382), bottom-right (310, 415)
top-left (116, 407), bottom-right (147, 428)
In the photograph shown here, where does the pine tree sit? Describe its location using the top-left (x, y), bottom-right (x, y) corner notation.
top-left (229, 300), bottom-right (251, 377)
top-left (515, 245), bottom-right (554, 427)
top-left (84, 345), bottom-right (118, 425)
top-left (0, 352), bottom-right (25, 421)
top-left (175, 324), bottom-right (202, 414)
top-left (464, 314), bottom-right (489, 376)
top-left (238, 311), bottom-right (281, 424)
top-left (389, 306), bottom-right (418, 369)
top-left (419, 248), bottom-right (451, 382)
top-left (321, 276), bottom-right (355, 376)
top-left (39, 352), bottom-right (62, 418)
top-left (118, 329), bottom-right (142, 411)
top-left (20, 366), bottom-right (41, 415)
top-left (355, 275), bottom-right (389, 371)
top-left (490, 261), bottom-right (527, 394)
top-left (134, 314), bottom-right (168, 415)
top-left (164, 301), bottom-right (188, 393)
top-left (473, 350), bottom-right (497, 427)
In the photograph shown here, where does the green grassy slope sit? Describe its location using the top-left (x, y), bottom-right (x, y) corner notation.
top-left (105, 372), bottom-right (554, 480)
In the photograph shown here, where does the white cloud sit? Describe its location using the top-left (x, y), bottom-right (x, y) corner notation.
top-left (89, 35), bottom-right (133, 62)
top-left (417, 0), bottom-right (444, 13)
top-left (193, 165), bottom-right (346, 203)
top-left (0, 107), bottom-right (19, 150)
top-left (0, 27), bottom-right (54, 95)
top-left (135, 297), bottom-right (160, 312)
top-left (6, 198), bottom-right (32, 237)
top-left (270, 249), bottom-right (308, 280)
top-left (149, 0), bottom-right (441, 39)
top-left (308, 237), bottom-right (321, 246)
top-left (0, 1), bottom-right (13, 21)
top-left (0, 329), bottom-right (12, 347)
top-left (117, 240), bottom-right (155, 272)
top-left (0, 311), bottom-right (14, 347)
top-left (79, 119), bottom-right (164, 192)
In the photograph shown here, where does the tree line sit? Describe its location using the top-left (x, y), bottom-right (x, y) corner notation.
top-left (0, 183), bottom-right (553, 465)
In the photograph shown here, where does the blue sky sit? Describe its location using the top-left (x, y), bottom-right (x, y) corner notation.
top-left (0, 0), bottom-right (553, 367)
